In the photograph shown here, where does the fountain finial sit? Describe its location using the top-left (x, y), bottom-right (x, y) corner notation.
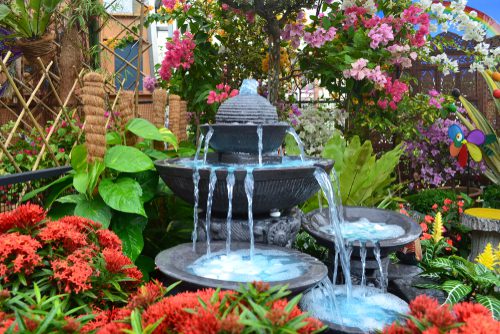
top-left (239, 79), bottom-right (259, 96)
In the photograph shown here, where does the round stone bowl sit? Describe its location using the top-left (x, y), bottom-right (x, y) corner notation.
top-left (155, 242), bottom-right (328, 295)
top-left (302, 207), bottom-right (421, 258)
top-left (200, 123), bottom-right (290, 154)
top-left (154, 156), bottom-right (333, 216)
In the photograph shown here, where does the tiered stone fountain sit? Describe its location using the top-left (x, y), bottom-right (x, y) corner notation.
top-left (154, 80), bottom-right (421, 333)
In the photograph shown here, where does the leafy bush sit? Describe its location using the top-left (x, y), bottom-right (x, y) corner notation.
top-left (381, 295), bottom-right (499, 334)
top-left (23, 118), bottom-right (177, 263)
top-left (322, 133), bottom-right (403, 207)
top-left (293, 231), bottom-right (328, 263)
top-left (406, 189), bottom-right (458, 214)
top-left (0, 204), bottom-right (142, 316)
top-left (483, 184), bottom-right (500, 209)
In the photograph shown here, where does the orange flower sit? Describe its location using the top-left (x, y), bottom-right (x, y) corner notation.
top-left (457, 201), bottom-right (464, 207)
top-left (432, 204), bottom-right (438, 210)
top-left (96, 230), bottom-right (122, 251)
top-left (421, 233), bottom-right (432, 240)
top-left (442, 205), bottom-right (449, 212)
top-left (420, 223), bottom-right (428, 232)
top-left (424, 215), bottom-right (434, 223)
top-left (444, 198), bottom-right (453, 205)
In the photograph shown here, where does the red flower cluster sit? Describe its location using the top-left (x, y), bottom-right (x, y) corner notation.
top-left (0, 232), bottom-right (42, 281)
top-left (0, 203), bottom-right (46, 233)
top-left (382, 295), bottom-right (499, 334)
top-left (0, 204), bottom-right (141, 299)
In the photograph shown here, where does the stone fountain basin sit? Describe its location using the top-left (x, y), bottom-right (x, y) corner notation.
top-left (155, 241), bottom-right (328, 295)
top-left (200, 123), bottom-right (289, 154)
top-left (302, 207), bottom-right (421, 258)
top-left (155, 156), bottom-right (333, 216)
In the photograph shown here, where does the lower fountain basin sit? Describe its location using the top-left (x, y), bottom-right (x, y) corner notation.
top-left (201, 123), bottom-right (289, 154)
top-left (155, 242), bottom-right (328, 295)
top-left (302, 207), bottom-right (421, 258)
top-left (155, 156), bottom-right (333, 216)
top-left (301, 284), bottom-right (408, 334)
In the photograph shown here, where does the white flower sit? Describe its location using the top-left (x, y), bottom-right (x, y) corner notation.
top-left (430, 3), bottom-right (446, 17)
top-left (469, 62), bottom-right (485, 73)
top-left (430, 23), bottom-right (438, 33)
top-left (418, 0), bottom-right (432, 10)
top-left (441, 22), bottom-right (449, 33)
top-left (474, 42), bottom-right (490, 56)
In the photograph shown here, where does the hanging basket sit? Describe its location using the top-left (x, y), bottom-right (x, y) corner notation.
top-left (16, 34), bottom-right (56, 64)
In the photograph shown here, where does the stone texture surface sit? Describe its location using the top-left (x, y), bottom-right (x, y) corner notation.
top-left (196, 208), bottom-right (302, 248)
top-left (461, 210), bottom-right (500, 261)
top-left (389, 276), bottom-right (446, 304)
top-left (216, 94), bottom-right (278, 124)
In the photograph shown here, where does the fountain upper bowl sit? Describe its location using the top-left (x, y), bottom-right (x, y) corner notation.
top-left (200, 123), bottom-right (289, 154)
top-left (154, 155), bottom-right (333, 216)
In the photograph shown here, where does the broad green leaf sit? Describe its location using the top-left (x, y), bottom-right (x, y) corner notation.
top-left (56, 194), bottom-right (83, 204)
top-left (135, 255), bottom-right (155, 281)
top-left (71, 144), bottom-right (87, 172)
top-left (475, 294), bottom-right (500, 320)
top-left (74, 196), bottom-right (112, 228)
top-left (159, 128), bottom-right (178, 149)
top-left (111, 213), bottom-right (147, 261)
top-left (143, 148), bottom-right (169, 161)
top-left (126, 118), bottom-right (163, 141)
top-left (47, 203), bottom-right (75, 220)
top-left (104, 145), bottom-right (154, 173)
top-left (88, 161), bottom-right (105, 195)
top-left (99, 177), bottom-right (146, 216)
top-left (442, 280), bottom-right (472, 304)
top-left (73, 172), bottom-right (89, 194)
top-left (106, 131), bottom-right (122, 145)
top-left (128, 170), bottom-right (159, 203)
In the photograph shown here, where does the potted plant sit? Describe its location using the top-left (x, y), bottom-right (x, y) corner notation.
top-left (0, 0), bottom-right (63, 63)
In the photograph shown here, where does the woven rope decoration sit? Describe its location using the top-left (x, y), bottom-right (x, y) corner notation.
top-left (118, 91), bottom-right (136, 146)
top-left (153, 89), bottom-right (168, 150)
top-left (81, 72), bottom-right (106, 163)
top-left (168, 95), bottom-right (188, 142)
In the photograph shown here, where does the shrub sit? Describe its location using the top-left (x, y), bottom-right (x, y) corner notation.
top-left (406, 189), bottom-right (457, 213)
top-left (483, 184), bottom-right (500, 209)
top-left (0, 204), bottom-right (141, 316)
top-left (381, 295), bottom-right (499, 333)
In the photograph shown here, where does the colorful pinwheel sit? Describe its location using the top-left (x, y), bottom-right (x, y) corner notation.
top-left (448, 124), bottom-right (485, 167)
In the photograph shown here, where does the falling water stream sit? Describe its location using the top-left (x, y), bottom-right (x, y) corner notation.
top-left (194, 133), bottom-right (205, 163)
top-left (244, 168), bottom-right (255, 259)
top-left (360, 242), bottom-right (367, 295)
top-left (287, 127), bottom-right (306, 162)
top-left (226, 169), bottom-right (235, 255)
top-left (205, 168), bottom-right (217, 255)
top-left (374, 243), bottom-right (386, 292)
top-left (314, 168), bottom-right (352, 298)
top-left (192, 167), bottom-right (200, 250)
top-left (203, 126), bottom-right (214, 165)
top-left (257, 126), bottom-right (263, 166)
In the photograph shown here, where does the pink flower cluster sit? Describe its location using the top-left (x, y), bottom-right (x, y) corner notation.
top-left (207, 84), bottom-right (239, 105)
top-left (304, 27), bottom-right (337, 48)
top-left (401, 5), bottom-right (430, 47)
top-left (368, 23), bottom-right (394, 49)
top-left (159, 30), bottom-right (196, 82)
top-left (428, 89), bottom-right (445, 109)
top-left (386, 44), bottom-right (417, 68)
top-left (343, 58), bottom-right (387, 87)
top-left (282, 22), bottom-right (305, 49)
top-left (162, 0), bottom-right (179, 10)
top-left (143, 76), bottom-right (156, 93)
top-left (377, 77), bottom-right (409, 110)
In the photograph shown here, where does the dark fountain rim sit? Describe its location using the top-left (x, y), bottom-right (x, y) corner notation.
top-left (154, 155), bottom-right (333, 175)
top-left (302, 206), bottom-right (421, 250)
top-left (155, 241), bottom-right (328, 294)
top-left (200, 122), bottom-right (290, 128)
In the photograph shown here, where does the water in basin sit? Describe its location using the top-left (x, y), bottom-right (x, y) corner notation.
top-left (188, 249), bottom-right (307, 282)
top-left (319, 218), bottom-right (406, 242)
top-left (175, 156), bottom-right (317, 169)
top-left (300, 279), bottom-right (408, 332)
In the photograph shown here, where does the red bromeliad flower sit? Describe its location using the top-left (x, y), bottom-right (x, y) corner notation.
top-left (0, 232), bottom-right (42, 280)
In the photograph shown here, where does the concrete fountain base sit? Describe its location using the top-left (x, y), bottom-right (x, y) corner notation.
top-left (196, 208), bottom-right (302, 248)
top-left (155, 241), bottom-right (328, 296)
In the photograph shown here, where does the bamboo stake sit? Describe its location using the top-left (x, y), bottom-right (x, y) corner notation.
top-left (0, 140), bottom-right (22, 174)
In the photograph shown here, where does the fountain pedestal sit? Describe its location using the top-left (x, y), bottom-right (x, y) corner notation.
top-left (196, 208), bottom-right (302, 248)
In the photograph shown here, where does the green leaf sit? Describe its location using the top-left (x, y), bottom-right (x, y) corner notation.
top-left (135, 255), bottom-right (155, 281)
top-left (73, 172), bottom-right (89, 194)
top-left (143, 148), bottom-right (169, 160)
top-left (475, 295), bottom-right (500, 320)
top-left (126, 118), bottom-right (164, 141)
top-left (159, 128), bottom-right (178, 149)
top-left (442, 280), bottom-right (472, 304)
top-left (71, 144), bottom-right (87, 172)
top-left (105, 145), bottom-right (154, 173)
top-left (88, 161), bottom-right (105, 195)
top-left (48, 203), bottom-right (75, 220)
top-left (56, 194), bottom-right (83, 204)
top-left (99, 177), bottom-right (146, 216)
top-left (106, 131), bottom-right (122, 145)
top-left (128, 170), bottom-right (159, 203)
top-left (74, 196), bottom-right (112, 228)
top-left (111, 213), bottom-right (147, 261)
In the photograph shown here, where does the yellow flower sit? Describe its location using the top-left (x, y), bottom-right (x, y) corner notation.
top-left (494, 243), bottom-right (500, 266)
top-left (476, 243), bottom-right (496, 270)
top-left (432, 212), bottom-right (443, 243)
top-left (276, 13), bottom-right (283, 20)
top-left (105, 39), bottom-right (118, 49)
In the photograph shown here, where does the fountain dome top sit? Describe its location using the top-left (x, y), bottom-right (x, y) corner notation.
top-left (216, 79), bottom-right (278, 125)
